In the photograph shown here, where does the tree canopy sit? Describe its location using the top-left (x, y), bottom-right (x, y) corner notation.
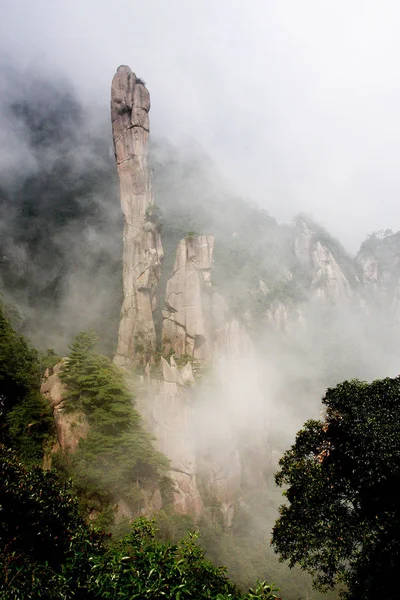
top-left (58, 331), bottom-right (169, 520)
top-left (0, 300), bottom-right (53, 465)
top-left (0, 445), bottom-right (105, 599)
top-left (272, 376), bottom-right (400, 599)
top-left (0, 445), bottom-right (278, 600)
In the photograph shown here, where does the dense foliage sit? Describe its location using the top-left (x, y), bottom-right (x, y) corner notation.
top-left (0, 445), bottom-right (105, 599)
top-left (0, 446), bottom-right (278, 600)
top-left (59, 331), bottom-right (169, 519)
top-left (272, 376), bottom-right (400, 599)
top-left (0, 300), bottom-right (53, 465)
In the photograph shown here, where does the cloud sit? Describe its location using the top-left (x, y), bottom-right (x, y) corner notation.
top-left (2, 1), bottom-right (400, 251)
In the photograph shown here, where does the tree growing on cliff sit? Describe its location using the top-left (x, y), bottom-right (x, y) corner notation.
top-left (59, 331), bottom-right (169, 519)
top-left (272, 376), bottom-right (400, 599)
top-left (0, 299), bottom-right (53, 465)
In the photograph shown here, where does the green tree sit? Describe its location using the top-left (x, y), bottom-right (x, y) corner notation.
top-left (272, 376), bottom-right (400, 599)
top-left (0, 300), bottom-right (53, 465)
top-left (87, 518), bottom-right (280, 600)
top-left (1, 445), bottom-right (278, 600)
top-left (0, 445), bottom-right (105, 599)
top-left (59, 332), bottom-right (169, 518)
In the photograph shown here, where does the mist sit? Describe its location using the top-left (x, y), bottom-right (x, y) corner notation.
top-left (2, 6), bottom-right (400, 596)
top-left (3, 1), bottom-right (400, 252)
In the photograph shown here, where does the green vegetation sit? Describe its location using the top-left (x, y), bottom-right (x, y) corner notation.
top-left (0, 445), bottom-right (105, 599)
top-left (358, 229), bottom-right (400, 282)
top-left (185, 230), bottom-right (197, 242)
top-left (3, 80), bottom-right (399, 599)
top-left (0, 74), bottom-right (121, 356)
top-left (39, 348), bottom-right (62, 372)
top-left (59, 331), bottom-right (169, 520)
top-left (0, 446), bottom-right (278, 599)
top-left (272, 376), bottom-right (400, 599)
top-left (293, 213), bottom-right (357, 289)
top-left (0, 300), bottom-right (54, 466)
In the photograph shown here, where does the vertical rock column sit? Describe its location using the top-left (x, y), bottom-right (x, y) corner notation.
top-left (111, 66), bottom-right (163, 368)
top-left (162, 235), bottom-right (214, 361)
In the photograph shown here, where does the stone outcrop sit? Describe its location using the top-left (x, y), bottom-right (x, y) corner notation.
top-left (202, 449), bottom-right (241, 528)
top-left (111, 65), bottom-right (163, 368)
top-left (42, 361), bottom-right (163, 518)
top-left (40, 361), bottom-right (89, 457)
top-left (357, 234), bottom-right (400, 322)
top-left (162, 235), bottom-right (214, 360)
top-left (310, 241), bottom-right (352, 300)
top-left (136, 357), bottom-right (203, 517)
top-left (155, 235), bottom-right (259, 523)
top-left (294, 220), bottom-right (313, 266)
top-left (162, 235), bottom-right (253, 364)
top-left (265, 301), bottom-right (292, 332)
top-left (294, 219), bottom-right (353, 301)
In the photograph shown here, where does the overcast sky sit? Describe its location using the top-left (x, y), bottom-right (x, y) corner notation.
top-left (2, 0), bottom-right (400, 251)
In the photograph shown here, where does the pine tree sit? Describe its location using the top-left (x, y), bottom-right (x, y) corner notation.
top-left (0, 299), bottom-right (53, 465)
top-left (60, 332), bottom-right (169, 516)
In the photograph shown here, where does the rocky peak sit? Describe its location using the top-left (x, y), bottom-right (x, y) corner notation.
top-left (294, 217), bottom-right (353, 301)
top-left (162, 235), bottom-right (214, 361)
top-left (357, 230), bottom-right (400, 320)
top-left (112, 65), bottom-right (163, 369)
top-left (310, 241), bottom-right (352, 300)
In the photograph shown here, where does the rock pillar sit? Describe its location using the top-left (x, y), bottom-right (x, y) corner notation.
top-left (111, 65), bottom-right (163, 368)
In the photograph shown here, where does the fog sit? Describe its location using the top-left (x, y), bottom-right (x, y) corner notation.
top-left (2, 1), bottom-right (400, 251)
top-left (2, 5), bottom-right (400, 596)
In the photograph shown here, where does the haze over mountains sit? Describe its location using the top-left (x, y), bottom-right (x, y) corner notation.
top-left (2, 60), bottom-right (400, 599)
top-left (3, 4), bottom-right (400, 598)
top-left (1, 64), bottom-right (400, 372)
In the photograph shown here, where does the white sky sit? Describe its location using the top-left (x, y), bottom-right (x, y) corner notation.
top-left (2, 0), bottom-right (400, 251)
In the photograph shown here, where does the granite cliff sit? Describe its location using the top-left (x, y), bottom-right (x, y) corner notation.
top-left (111, 66), bottom-right (163, 369)
top-left (14, 65), bottom-right (400, 532)
top-left (107, 67), bottom-right (363, 525)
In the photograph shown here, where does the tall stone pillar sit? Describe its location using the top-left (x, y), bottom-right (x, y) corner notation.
top-left (111, 66), bottom-right (163, 368)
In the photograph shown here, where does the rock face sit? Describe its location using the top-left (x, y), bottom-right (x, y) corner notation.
top-left (310, 241), bottom-right (352, 300)
top-left (162, 235), bottom-right (214, 360)
top-left (41, 361), bottom-right (163, 519)
top-left (294, 220), bottom-right (353, 301)
top-left (108, 70), bottom-right (373, 528)
top-left (204, 448), bottom-right (242, 528)
top-left (111, 66), bottom-right (163, 368)
top-left (162, 234), bottom-right (253, 365)
top-left (40, 361), bottom-right (89, 457)
top-left (136, 358), bottom-right (203, 517)
top-left (157, 238), bottom-right (259, 524)
top-left (357, 232), bottom-right (400, 322)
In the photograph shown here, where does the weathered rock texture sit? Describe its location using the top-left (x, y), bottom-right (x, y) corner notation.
top-left (109, 234), bottom-right (254, 523)
top-left (162, 235), bottom-right (253, 365)
top-left (357, 232), bottom-right (400, 322)
top-left (41, 361), bottom-right (89, 459)
top-left (310, 241), bottom-right (352, 300)
top-left (162, 235), bottom-right (214, 361)
top-left (136, 358), bottom-right (203, 517)
top-left (111, 66), bottom-right (163, 368)
top-left (294, 220), bottom-right (353, 301)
